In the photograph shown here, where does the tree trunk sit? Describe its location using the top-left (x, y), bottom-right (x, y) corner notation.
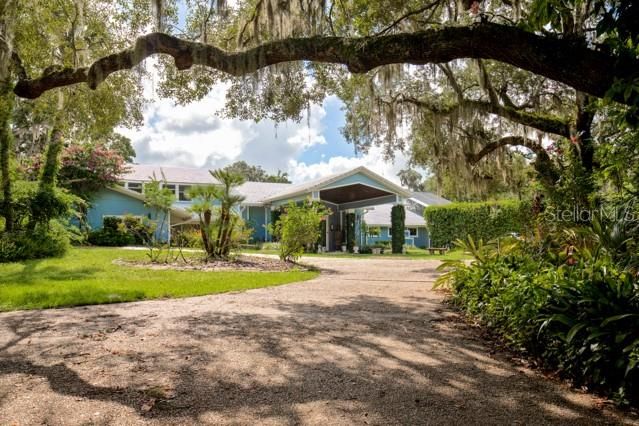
top-left (572, 91), bottom-right (597, 207)
top-left (39, 92), bottom-right (66, 189)
top-left (0, 90), bottom-right (14, 232)
top-left (0, 0), bottom-right (17, 232)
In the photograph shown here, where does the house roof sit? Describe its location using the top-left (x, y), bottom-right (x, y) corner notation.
top-left (122, 164), bottom-right (218, 184)
top-left (236, 181), bottom-right (292, 204)
top-left (363, 203), bottom-right (426, 227)
top-left (106, 185), bottom-right (192, 221)
top-left (410, 191), bottom-right (451, 207)
top-left (120, 164), bottom-right (414, 206)
top-left (263, 166), bottom-right (412, 202)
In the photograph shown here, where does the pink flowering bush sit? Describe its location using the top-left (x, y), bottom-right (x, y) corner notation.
top-left (20, 143), bottom-right (129, 198)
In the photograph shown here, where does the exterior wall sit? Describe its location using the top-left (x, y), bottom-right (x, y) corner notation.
top-left (364, 226), bottom-right (428, 248)
top-left (87, 189), bottom-right (170, 240)
top-left (245, 206), bottom-right (268, 242)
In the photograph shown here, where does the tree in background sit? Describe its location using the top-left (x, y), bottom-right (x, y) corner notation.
top-left (269, 200), bottom-right (329, 262)
top-left (391, 205), bottom-right (405, 254)
top-left (21, 143), bottom-right (129, 199)
top-left (398, 169), bottom-right (425, 192)
top-left (1, 0), bottom-right (144, 239)
top-left (222, 161), bottom-right (290, 183)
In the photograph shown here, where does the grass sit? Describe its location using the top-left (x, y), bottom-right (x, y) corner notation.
top-left (244, 247), bottom-right (470, 261)
top-left (0, 248), bottom-right (318, 312)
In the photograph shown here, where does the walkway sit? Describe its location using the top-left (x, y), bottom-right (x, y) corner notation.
top-left (0, 257), bottom-right (635, 425)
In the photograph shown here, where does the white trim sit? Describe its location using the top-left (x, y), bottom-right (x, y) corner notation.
top-left (408, 197), bottom-right (430, 207)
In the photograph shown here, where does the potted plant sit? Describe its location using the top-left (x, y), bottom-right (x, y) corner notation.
top-left (353, 245), bottom-right (359, 254)
top-left (341, 244), bottom-right (347, 252)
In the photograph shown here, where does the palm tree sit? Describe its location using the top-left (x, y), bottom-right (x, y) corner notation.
top-left (210, 169), bottom-right (245, 258)
top-left (187, 184), bottom-right (219, 256)
top-left (187, 169), bottom-right (245, 259)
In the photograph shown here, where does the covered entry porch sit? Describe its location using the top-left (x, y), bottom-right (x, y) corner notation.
top-left (264, 167), bottom-right (412, 252)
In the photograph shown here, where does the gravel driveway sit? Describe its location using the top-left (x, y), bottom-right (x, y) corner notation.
top-left (0, 257), bottom-right (636, 425)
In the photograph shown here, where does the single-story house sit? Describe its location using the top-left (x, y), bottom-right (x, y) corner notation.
top-left (86, 164), bottom-right (450, 249)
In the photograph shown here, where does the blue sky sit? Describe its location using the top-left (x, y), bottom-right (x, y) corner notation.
top-left (297, 97), bottom-right (356, 164)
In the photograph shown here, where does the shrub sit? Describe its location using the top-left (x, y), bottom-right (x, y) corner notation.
top-left (439, 234), bottom-right (639, 406)
top-left (0, 221), bottom-right (70, 262)
top-left (269, 200), bottom-right (330, 262)
top-left (424, 200), bottom-right (531, 247)
top-left (261, 242), bottom-right (280, 251)
top-left (88, 228), bottom-right (134, 246)
top-left (88, 216), bottom-right (134, 246)
top-left (540, 255), bottom-right (639, 404)
top-left (391, 205), bottom-right (405, 254)
top-left (172, 228), bottom-right (203, 248)
top-left (121, 214), bottom-right (155, 245)
top-left (359, 246), bottom-right (373, 254)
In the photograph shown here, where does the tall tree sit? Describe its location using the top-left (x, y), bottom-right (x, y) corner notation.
top-left (3, 0), bottom-right (639, 215)
top-left (1, 0), bottom-right (146, 233)
top-left (222, 161), bottom-right (290, 183)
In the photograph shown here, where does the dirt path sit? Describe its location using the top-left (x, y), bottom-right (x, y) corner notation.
top-left (0, 257), bottom-right (636, 425)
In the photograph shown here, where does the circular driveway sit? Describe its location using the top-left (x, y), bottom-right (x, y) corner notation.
top-left (0, 257), bottom-right (635, 425)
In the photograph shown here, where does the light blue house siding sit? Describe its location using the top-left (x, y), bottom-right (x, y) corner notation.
top-left (87, 188), bottom-right (170, 240)
top-left (365, 226), bottom-right (428, 248)
top-left (244, 206), bottom-right (269, 242)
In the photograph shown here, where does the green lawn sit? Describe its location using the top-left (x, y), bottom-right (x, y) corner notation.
top-left (244, 247), bottom-right (470, 261)
top-left (0, 248), bottom-right (318, 312)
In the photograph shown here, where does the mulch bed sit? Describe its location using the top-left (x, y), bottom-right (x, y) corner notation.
top-left (115, 255), bottom-right (304, 272)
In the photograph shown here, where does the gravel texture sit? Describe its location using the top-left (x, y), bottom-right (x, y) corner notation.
top-left (0, 257), bottom-right (637, 425)
top-left (115, 255), bottom-right (302, 272)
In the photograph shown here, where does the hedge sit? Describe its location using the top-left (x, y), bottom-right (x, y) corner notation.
top-left (424, 200), bottom-right (532, 247)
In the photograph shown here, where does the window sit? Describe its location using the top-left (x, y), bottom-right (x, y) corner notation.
top-left (164, 183), bottom-right (177, 197)
top-left (367, 226), bottom-right (380, 237)
top-left (178, 185), bottom-right (191, 201)
top-left (127, 182), bottom-right (142, 193)
top-left (407, 228), bottom-right (418, 237)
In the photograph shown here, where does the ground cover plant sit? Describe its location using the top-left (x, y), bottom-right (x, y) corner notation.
top-left (0, 247), bottom-right (318, 311)
top-left (437, 212), bottom-right (639, 406)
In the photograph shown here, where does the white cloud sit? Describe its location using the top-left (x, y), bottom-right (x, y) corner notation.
top-left (288, 145), bottom-right (411, 184)
top-left (117, 69), bottom-right (412, 185)
top-left (117, 82), bottom-right (327, 174)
